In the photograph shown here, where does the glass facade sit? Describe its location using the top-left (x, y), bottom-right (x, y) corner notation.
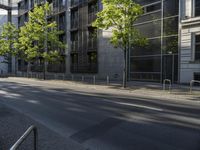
top-left (195, 0), bottom-right (200, 17)
top-left (130, 0), bottom-right (179, 82)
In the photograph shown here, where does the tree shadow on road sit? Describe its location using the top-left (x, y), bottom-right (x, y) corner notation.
top-left (0, 81), bottom-right (200, 150)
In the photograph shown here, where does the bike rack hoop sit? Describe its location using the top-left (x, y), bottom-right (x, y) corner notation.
top-left (163, 79), bottom-right (172, 91)
top-left (10, 125), bottom-right (38, 150)
top-left (190, 80), bottom-right (200, 93)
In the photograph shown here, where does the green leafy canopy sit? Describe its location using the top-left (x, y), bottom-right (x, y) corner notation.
top-left (92, 0), bottom-right (148, 50)
top-left (0, 22), bottom-right (18, 63)
top-left (16, 2), bottom-right (66, 63)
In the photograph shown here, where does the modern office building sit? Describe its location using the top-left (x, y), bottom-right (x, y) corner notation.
top-left (15, 0), bottom-right (200, 83)
top-left (17, 0), bottom-right (124, 79)
top-left (69, 0), bottom-right (123, 78)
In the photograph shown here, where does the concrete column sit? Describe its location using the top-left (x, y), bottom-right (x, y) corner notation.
top-left (7, 9), bottom-right (12, 22)
top-left (8, 0), bottom-right (12, 22)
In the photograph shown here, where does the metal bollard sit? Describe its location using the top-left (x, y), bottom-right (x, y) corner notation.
top-left (107, 75), bottom-right (109, 85)
top-left (63, 74), bottom-right (65, 80)
top-left (163, 79), bottom-right (172, 92)
top-left (93, 76), bottom-right (96, 85)
top-left (190, 80), bottom-right (200, 93)
top-left (10, 125), bottom-right (38, 150)
top-left (72, 75), bottom-right (74, 81)
top-left (82, 76), bottom-right (84, 82)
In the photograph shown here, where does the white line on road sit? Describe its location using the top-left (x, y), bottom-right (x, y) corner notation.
top-left (116, 102), bottom-right (163, 112)
top-left (102, 99), bottom-right (163, 112)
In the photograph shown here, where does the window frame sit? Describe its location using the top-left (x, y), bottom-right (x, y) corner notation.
top-left (192, 32), bottom-right (200, 61)
top-left (194, 0), bottom-right (200, 17)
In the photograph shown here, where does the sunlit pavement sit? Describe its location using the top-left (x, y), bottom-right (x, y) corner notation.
top-left (0, 78), bottom-right (200, 150)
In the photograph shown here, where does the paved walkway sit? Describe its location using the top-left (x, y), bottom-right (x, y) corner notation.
top-left (4, 77), bottom-right (200, 102)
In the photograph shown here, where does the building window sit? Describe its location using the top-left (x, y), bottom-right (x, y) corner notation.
top-left (71, 31), bottom-right (78, 51)
top-left (71, 0), bottom-right (79, 6)
top-left (88, 27), bottom-right (97, 50)
top-left (88, 52), bottom-right (97, 64)
top-left (195, 0), bottom-right (200, 17)
top-left (194, 72), bottom-right (200, 81)
top-left (71, 9), bottom-right (78, 28)
top-left (195, 34), bottom-right (200, 60)
top-left (88, 1), bottom-right (98, 24)
top-left (143, 3), bottom-right (161, 14)
top-left (59, 13), bottom-right (66, 30)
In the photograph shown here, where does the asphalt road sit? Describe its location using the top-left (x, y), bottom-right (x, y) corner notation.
top-left (0, 79), bottom-right (200, 150)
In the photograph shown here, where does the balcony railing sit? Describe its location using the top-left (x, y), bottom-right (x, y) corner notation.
top-left (88, 12), bottom-right (97, 24)
top-left (88, 38), bottom-right (97, 50)
top-left (71, 0), bottom-right (79, 7)
top-left (30, 1), bottom-right (34, 8)
top-left (71, 41), bottom-right (78, 52)
top-left (18, 6), bottom-right (25, 16)
top-left (59, 24), bottom-right (66, 31)
top-left (71, 19), bottom-right (78, 29)
top-left (24, 0), bottom-right (28, 11)
top-left (59, 5), bottom-right (65, 12)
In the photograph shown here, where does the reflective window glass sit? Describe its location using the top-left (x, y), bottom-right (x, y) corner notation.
top-left (130, 56), bottom-right (161, 72)
top-left (146, 3), bottom-right (161, 13)
top-left (162, 36), bottom-right (178, 54)
top-left (135, 21), bottom-right (161, 38)
top-left (163, 0), bottom-right (179, 17)
top-left (195, 0), bottom-right (200, 17)
top-left (135, 11), bottom-right (161, 23)
top-left (131, 38), bottom-right (161, 56)
top-left (163, 17), bottom-right (178, 36)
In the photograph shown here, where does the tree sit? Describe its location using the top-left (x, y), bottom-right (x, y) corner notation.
top-left (16, 2), bottom-right (66, 79)
top-left (92, 0), bottom-right (147, 88)
top-left (0, 22), bottom-right (18, 65)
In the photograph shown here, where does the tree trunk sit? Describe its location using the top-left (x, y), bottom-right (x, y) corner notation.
top-left (43, 61), bottom-right (47, 80)
top-left (123, 49), bottom-right (128, 88)
top-left (27, 62), bottom-right (31, 78)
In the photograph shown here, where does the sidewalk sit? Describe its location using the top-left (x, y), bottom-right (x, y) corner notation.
top-left (0, 103), bottom-right (86, 150)
top-left (2, 77), bottom-right (200, 103)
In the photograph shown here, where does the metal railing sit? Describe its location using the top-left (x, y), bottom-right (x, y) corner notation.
top-left (71, 20), bottom-right (78, 29)
top-left (163, 79), bottom-right (172, 92)
top-left (88, 38), bottom-right (97, 50)
top-left (88, 12), bottom-right (97, 24)
top-left (0, 0), bottom-right (19, 8)
top-left (71, 0), bottom-right (79, 7)
top-left (71, 41), bottom-right (78, 52)
top-left (190, 80), bottom-right (200, 93)
top-left (10, 125), bottom-right (38, 150)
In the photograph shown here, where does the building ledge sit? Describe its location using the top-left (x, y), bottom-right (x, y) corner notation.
top-left (69, 4), bottom-right (79, 10)
top-left (181, 16), bottom-right (200, 27)
top-left (70, 28), bottom-right (78, 31)
top-left (189, 60), bottom-right (200, 64)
